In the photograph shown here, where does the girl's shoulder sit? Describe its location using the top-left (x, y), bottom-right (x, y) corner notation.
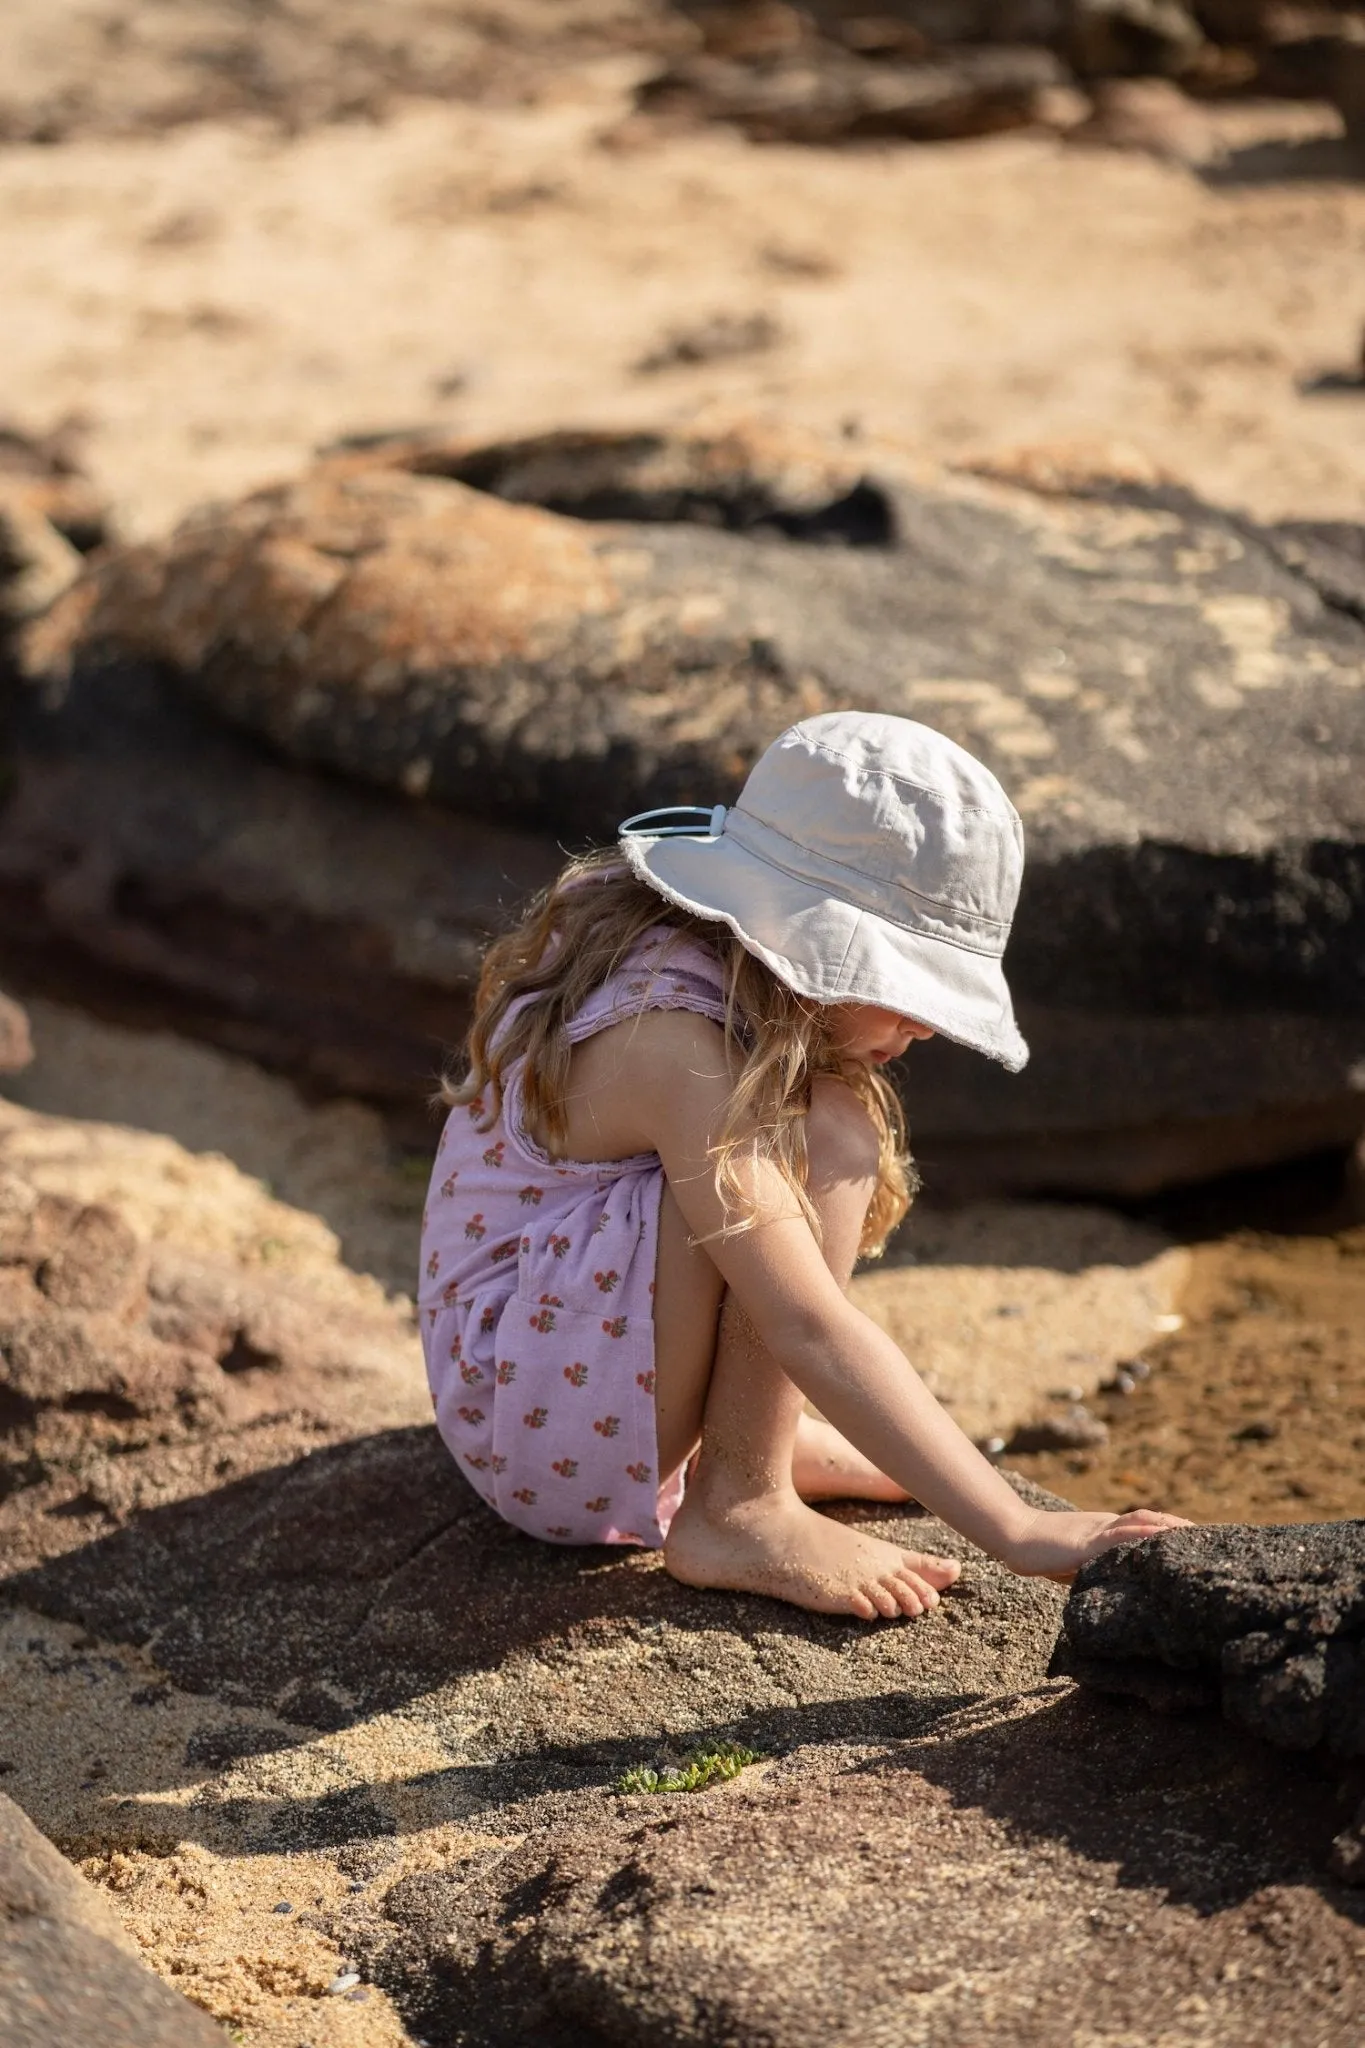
top-left (565, 924), bottom-right (728, 1043)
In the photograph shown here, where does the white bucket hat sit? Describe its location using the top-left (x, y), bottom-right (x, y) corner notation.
top-left (618, 711), bottom-right (1029, 1071)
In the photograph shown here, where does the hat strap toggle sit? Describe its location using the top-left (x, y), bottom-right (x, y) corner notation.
top-left (618, 804), bottom-right (727, 840)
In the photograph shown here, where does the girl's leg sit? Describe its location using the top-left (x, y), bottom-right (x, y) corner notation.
top-left (656, 1077), bottom-right (961, 1620)
top-left (651, 1078), bottom-right (903, 1497)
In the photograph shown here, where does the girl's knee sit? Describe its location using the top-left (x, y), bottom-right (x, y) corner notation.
top-left (806, 1075), bottom-right (880, 1189)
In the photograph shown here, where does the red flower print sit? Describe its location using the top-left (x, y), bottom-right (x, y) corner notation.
top-left (519, 1185), bottom-right (543, 1206)
top-left (602, 1316), bottom-right (628, 1340)
top-left (511, 1487), bottom-right (537, 1507)
top-left (625, 1461), bottom-right (652, 1483)
top-left (426, 1250), bottom-right (440, 1279)
top-left (448, 1332), bottom-right (462, 1361)
top-left (523, 1406), bottom-right (549, 1429)
top-left (563, 1362), bottom-right (588, 1388)
top-left (591, 1212), bottom-right (610, 1235)
top-left (551, 1457), bottom-right (579, 1478)
top-left (547, 1525), bottom-right (572, 1538)
top-left (467, 1099), bottom-right (485, 1121)
top-left (540, 1293), bottom-right (563, 1306)
top-left (457, 1405), bottom-right (485, 1426)
top-left (520, 1236), bottom-right (531, 1254)
top-left (464, 1213), bottom-right (486, 1242)
top-left (464, 1453), bottom-right (490, 1470)
top-left (459, 1360), bottom-right (485, 1386)
top-left (491, 1239), bottom-right (519, 1264)
top-left (482, 1140), bottom-right (506, 1169)
top-left (594, 1269), bottom-right (619, 1294)
top-left (584, 1496), bottom-right (611, 1513)
top-left (529, 1307), bottom-right (557, 1334)
top-left (437, 1128), bottom-right (448, 1154)
top-left (496, 1359), bottom-right (518, 1384)
top-left (549, 1233), bottom-right (571, 1259)
top-left (442, 1279), bottom-right (461, 1307)
top-left (593, 1416), bottom-right (621, 1439)
top-left (440, 1172), bottom-right (459, 1197)
top-left (479, 1305), bottom-right (497, 1335)
top-left (426, 1307), bottom-right (437, 1326)
top-left (490, 1454), bottom-right (507, 1475)
top-left (635, 1369), bottom-right (656, 1396)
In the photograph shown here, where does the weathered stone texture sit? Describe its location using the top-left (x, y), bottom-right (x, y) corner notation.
top-left (361, 1688), bottom-right (1365, 2048)
top-left (0, 1791), bottom-right (223, 2048)
top-left (8, 424), bottom-right (1365, 1192)
top-left (1060, 1520), bottom-right (1365, 1757)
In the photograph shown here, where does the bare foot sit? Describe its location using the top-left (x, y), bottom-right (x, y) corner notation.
top-left (665, 1478), bottom-right (961, 1620)
top-left (792, 1412), bottom-right (911, 1504)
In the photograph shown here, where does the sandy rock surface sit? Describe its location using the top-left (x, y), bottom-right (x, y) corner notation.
top-left (0, 1094), bottom-right (429, 1578)
top-left (411, 1688), bottom-right (1365, 2048)
top-left (856, 1201), bottom-right (1186, 1442)
top-left (6, 996), bottom-right (430, 1293)
top-left (2, 70), bottom-right (1365, 547)
top-left (0, 1789), bottom-right (222, 2048)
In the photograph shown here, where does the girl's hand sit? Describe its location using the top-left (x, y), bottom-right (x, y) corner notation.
top-left (1001, 1505), bottom-right (1192, 1583)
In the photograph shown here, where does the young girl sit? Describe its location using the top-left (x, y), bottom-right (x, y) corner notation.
top-left (419, 711), bottom-right (1187, 1619)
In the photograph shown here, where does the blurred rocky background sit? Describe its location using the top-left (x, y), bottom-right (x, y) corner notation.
top-left (1, 4), bottom-right (1364, 2045)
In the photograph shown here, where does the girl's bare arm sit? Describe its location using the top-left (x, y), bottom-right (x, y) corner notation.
top-left (609, 1011), bottom-right (1185, 1576)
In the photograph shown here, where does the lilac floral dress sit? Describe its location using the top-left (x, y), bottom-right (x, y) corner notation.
top-left (418, 928), bottom-right (728, 1547)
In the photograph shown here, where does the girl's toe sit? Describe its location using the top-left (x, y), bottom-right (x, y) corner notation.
top-left (887, 1575), bottom-right (924, 1617)
top-left (867, 1580), bottom-right (902, 1619)
top-left (909, 1552), bottom-right (960, 1588)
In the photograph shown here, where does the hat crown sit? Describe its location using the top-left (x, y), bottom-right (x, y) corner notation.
top-left (732, 712), bottom-right (1024, 955)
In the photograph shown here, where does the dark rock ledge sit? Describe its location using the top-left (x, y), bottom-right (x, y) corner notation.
top-left (5, 423), bottom-right (1364, 1194)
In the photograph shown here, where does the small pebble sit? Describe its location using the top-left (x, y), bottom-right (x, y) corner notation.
top-left (1049, 1384), bottom-right (1085, 1404)
top-left (347, 1880), bottom-right (365, 1893)
top-left (1114, 1372), bottom-right (1137, 1396)
top-left (272, 1901), bottom-right (293, 1915)
top-left (982, 1436), bottom-right (1006, 1459)
top-left (346, 1989), bottom-right (370, 2002)
top-left (327, 1971), bottom-right (361, 1995)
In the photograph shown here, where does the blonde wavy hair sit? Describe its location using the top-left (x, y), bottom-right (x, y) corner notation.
top-left (443, 852), bottom-right (915, 1260)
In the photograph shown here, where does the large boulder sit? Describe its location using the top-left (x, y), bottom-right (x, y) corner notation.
top-left (10, 423), bottom-right (1365, 1194)
top-left (0, 1792), bottom-right (223, 2048)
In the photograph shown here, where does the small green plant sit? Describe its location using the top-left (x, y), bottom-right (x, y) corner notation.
top-left (617, 1741), bottom-right (762, 1795)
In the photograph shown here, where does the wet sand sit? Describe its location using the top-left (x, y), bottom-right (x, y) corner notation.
top-left (1007, 1225), bottom-right (1365, 1524)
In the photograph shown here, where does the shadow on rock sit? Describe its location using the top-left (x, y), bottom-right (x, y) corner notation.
top-left (1, 1424), bottom-right (1066, 1741)
top-left (386, 1686), bottom-right (1365, 2048)
top-left (884, 1685), bottom-right (1364, 1914)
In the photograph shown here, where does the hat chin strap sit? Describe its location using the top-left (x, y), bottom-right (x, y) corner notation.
top-left (617, 804), bottom-right (727, 840)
